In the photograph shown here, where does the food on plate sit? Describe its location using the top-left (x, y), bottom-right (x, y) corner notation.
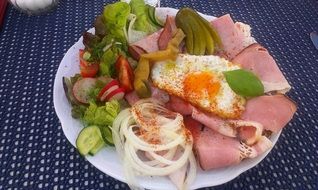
top-left (232, 43), bottom-right (291, 93)
top-left (113, 99), bottom-right (196, 189)
top-left (61, 0), bottom-right (297, 189)
top-left (175, 8), bottom-right (222, 55)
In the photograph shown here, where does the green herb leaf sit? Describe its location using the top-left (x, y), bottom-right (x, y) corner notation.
top-left (224, 69), bottom-right (264, 97)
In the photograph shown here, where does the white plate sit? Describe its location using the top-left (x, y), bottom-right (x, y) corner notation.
top-left (53, 7), bottom-right (281, 190)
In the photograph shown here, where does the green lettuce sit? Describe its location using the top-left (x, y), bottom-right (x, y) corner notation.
top-left (87, 79), bottom-right (107, 102)
top-left (99, 48), bottom-right (117, 77)
top-left (83, 100), bottom-right (120, 127)
top-left (82, 100), bottom-right (120, 145)
top-left (103, 2), bottom-right (131, 45)
top-left (129, 0), bottom-right (158, 34)
top-left (71, 105), bottom-right (87, 119)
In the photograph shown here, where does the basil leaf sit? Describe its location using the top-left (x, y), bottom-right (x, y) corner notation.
top-left (224, 69), bottom-right (264, 97)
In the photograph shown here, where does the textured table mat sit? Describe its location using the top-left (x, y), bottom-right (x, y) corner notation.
top-left (0, 0), bottom-right (317, 189)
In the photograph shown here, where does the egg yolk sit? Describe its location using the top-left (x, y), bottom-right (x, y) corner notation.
top-left (183, 72), bottom-right (220, 100)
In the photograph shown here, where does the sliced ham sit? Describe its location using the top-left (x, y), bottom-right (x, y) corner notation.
top-left (128, 45), bottom-right (147, 61)
top-left (166, 95), bottom-right (193, 115)
top-left (125, 91), bottom-right (139, 106)
top-left (191, 107), bottom-right (236, 137)
top-left (185, 117), bottom-right (272, 170)
top-left (132, 29), bottom-right (162, 53)
top-left (125, 85), bottom-right (170, 106)
top-left (190, 94), bottom-right (296, 137)
top-left (235, 22), bottom-right (256, 48)
top-left (158, 16), bottom-right (177, 50)
top-left (211, 14), bottom-right (255, 60)
top-left (242, 95), bottom-right (297, 133)
top-left (232, 43), bottom-right (291, 93)
top-left (185, 119), bottom-right (241, 170)
top-left (192, 108), bottom-right (263, 145)
top-left (251, 136), bottom-right (273, 155)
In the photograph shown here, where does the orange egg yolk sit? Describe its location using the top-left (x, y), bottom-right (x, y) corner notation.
top-left (183, 72), bottom-right (220, 100)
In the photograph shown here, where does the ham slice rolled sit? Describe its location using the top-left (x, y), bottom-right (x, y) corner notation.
top-left (185, 117), bottom-right (272, 170)
top-left (185, 117), bottom-right (268, 170)
top-left (191, 107), bottom-right (236, 137)
top-left (242, 95), bottom-right (297, 133)
top-left (232, 43), bottom-right (291, 93)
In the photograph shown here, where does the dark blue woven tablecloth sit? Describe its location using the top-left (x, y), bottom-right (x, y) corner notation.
top-left (0, 0), bottom-right (317, 189)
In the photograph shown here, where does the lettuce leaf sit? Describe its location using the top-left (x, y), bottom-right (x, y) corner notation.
top-left (83, 100), bottom-right (120, 127)
top-left (71, 105), bottom-right (87, 119)
top-left (129, 0), bottom-right (158, 34)
top-left (99, 48), bottom-right (117, 77)
top-left (87, 79), bottom-right (107, 102)
top-left (103, 2), bottom-right (131, 45)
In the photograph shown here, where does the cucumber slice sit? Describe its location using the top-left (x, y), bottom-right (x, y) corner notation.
top-left (100, 126), bottom-right (114, 145)
top-left (146, 5), bottom-right (163, 27)
top-left (76, 126), bottom-right (104, 156)
top-left (88, 140), bottom-right (105, 156)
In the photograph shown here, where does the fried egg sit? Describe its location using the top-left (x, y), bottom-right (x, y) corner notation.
top-left (151, 54), bottom-right (246, 119)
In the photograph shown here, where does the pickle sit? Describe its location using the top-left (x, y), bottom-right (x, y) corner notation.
top-left (197, 18), bottom-right (214, 54)
top-left (188, 15), bottom-right (206, 55)
top-left (184, 8), bottom-right (222, 50)
top-left (177, 8), bottom-right (207, 55)
top-left (176, 12), bottom-right (194, 54)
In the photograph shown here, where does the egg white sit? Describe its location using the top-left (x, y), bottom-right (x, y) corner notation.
top-left (151, 54), bottom-right (246, 118)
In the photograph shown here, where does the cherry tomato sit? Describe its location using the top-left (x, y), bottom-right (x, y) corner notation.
top-left (79, 49), bottom-right (99, 78)
top-left (115, 55), bottom-right (134, 92)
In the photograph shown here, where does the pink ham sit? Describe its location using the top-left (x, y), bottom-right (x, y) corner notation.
top-left (128, 45), bottom-right (147, 61)
top-left (125, 85), bottom-right (170, 106)
top-left (166, 95), bottom-right (193, 115)
top-left (132, 29), bottom-right (162, 53)
top-left (232, 43), bottom-right (291, 93)
top-left (185, 118), bottom-right (241, 170)
top-left (185, 117), bottom-right (272, 170)
top-left (251, 136), bottom-right (273, 155)
top-left (211, 14), bottom-right (254, 60)
top-left (242, 95), bottom-right (297, 133)
top-left (158, 16), bottom-right (177, 50)
top-left (191, 107), bottom-right (236, 137)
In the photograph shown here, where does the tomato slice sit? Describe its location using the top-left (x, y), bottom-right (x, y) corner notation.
top-left (115, 55), bottom-right (134, 92)
top-left (79, 49), bottom-right (99, 78)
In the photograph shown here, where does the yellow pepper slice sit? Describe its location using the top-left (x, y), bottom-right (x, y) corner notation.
top-left (133, 29), bottom-right (185, 98)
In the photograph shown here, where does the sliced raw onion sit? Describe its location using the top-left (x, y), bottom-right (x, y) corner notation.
top-left (112, 99), bottom-right (196, 190)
